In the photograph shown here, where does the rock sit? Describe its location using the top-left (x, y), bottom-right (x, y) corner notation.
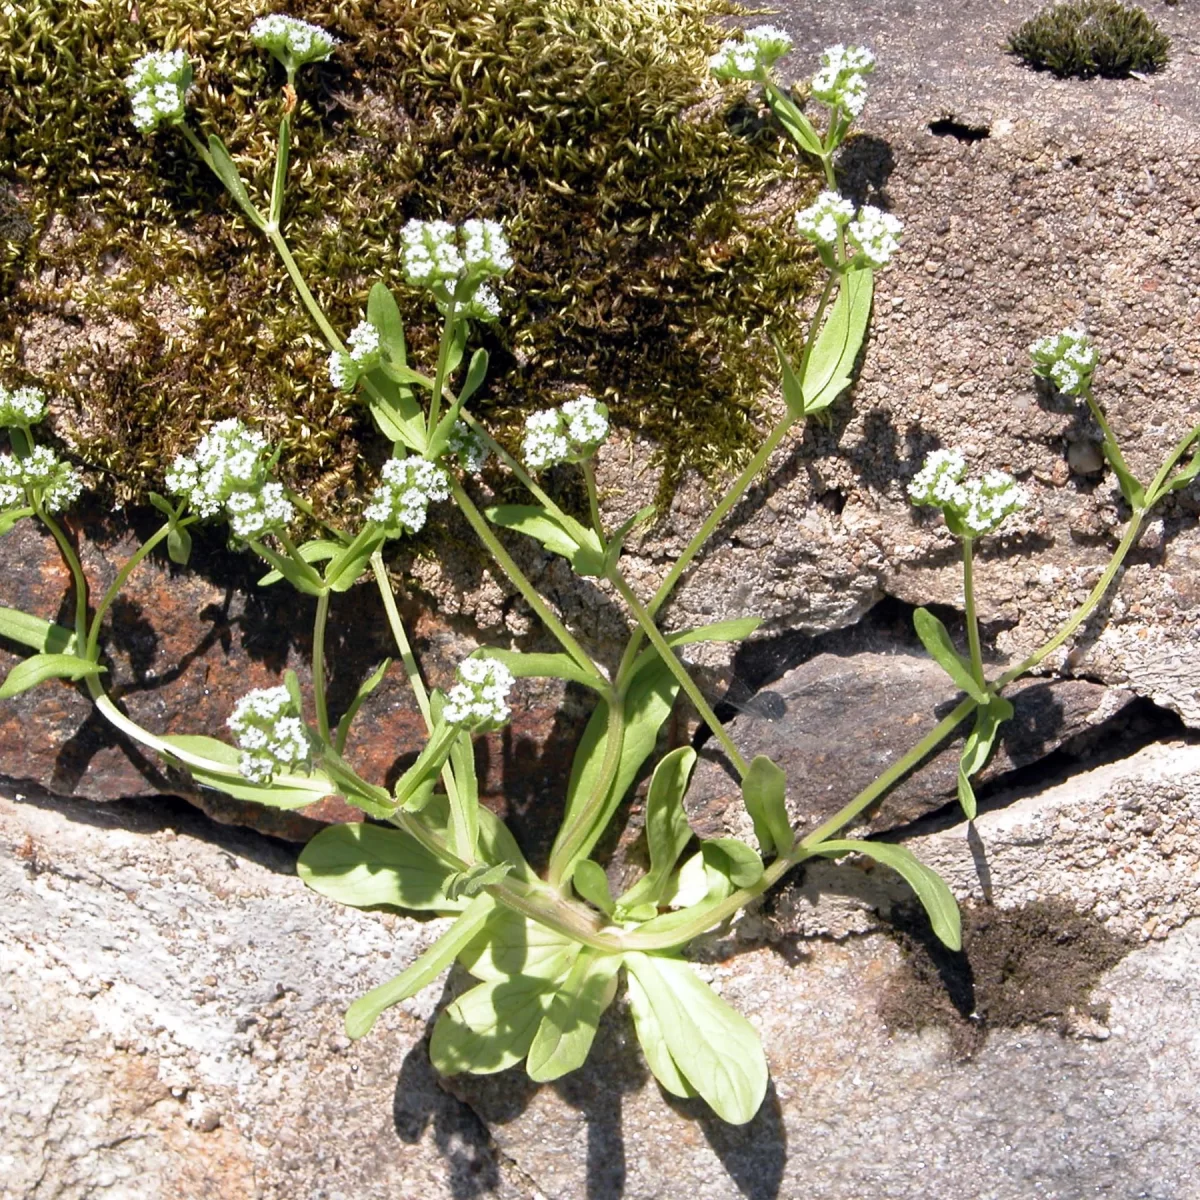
top-left (446, 741), bottom-right (1200, 1199)
top-left (0, 787), bottom-right (532, 1200)
top-left (682, 649), bottom-right (1133, 844)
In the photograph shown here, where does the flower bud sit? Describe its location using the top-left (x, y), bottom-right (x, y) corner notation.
top-left (250, 15), bottom-right (338, 73)
top-left (228, 686), bottom-right (311, 783)
top-left (362, 456), bottom-right (451, 535)
top-left (709, 25), bottom-right (793, 81)
top-left (443, 657), bottom-right (515, 730)
top-left (125, 49), bottom-right (192, 133)
top-left (0, 383), bottom-right (47, 427)
top-left (810, 44), bottom-right (875, 117)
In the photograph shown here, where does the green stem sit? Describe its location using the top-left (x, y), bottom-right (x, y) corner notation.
top-left (449, 478), bottom-right (606, 687)
top-left (368, 549), bottom-right (465, 816)
top-left (266, 227), bottom-right (345, 351)
top-left (1081, 386), bottom-right (1123, 458)
top-left (286, 488), bottom-right (350, 544)
top-left (583, 459), bottom-right (605, 542)
top-left (276, 527), bottom-right (326, 590)
top-left (38, 510), bottom-right (88, 648)
top-left (84, 522), bottom-right (175, 662)
top-left (961, 536), bottom-right (986, 692)
top-left (312, 590), bottom-right (332, 744)
top-left (647, 414), bottom-right (795, 621)
top-left (546, 698), bottom-right (626, 889)
top-left (428, 308), bottom-right (459, 434)
top-left (610, 571), bottom-right (749, 779)
top-left (458, 410), bottom-right (573, 521)
top-left (995, 511), bottom-right (1145, 689)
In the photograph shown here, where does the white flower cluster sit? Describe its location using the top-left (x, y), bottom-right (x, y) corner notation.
top-left (847, 205), bottom-right (903, 267)
top-left (327, 320), bottom-right (384, 391)
top-left (400, 218), bottom-right (512, 296)
top-left (165, 418), bottom-right (293, 537)
top-left (0, 446), bottom-right (83, 512)
top-left (810, 44), bottom-right (875, 117)
top-left (443, 657), bottom-right (515, 730)
top-left (794, 191), bottom-right (855, 247)
top-left (1029, 327), bottom-right (1098, 396)
top-left (250, 14), bottom-right (338, 70)
top-left (709, 25), bottom-right (793, 80)
top-left (227, 686), bottom-right (310, 784)
top-left (446, 422), bottom-right (489, 474)
top-left (908, 449), bottom-right (1027, 537)
top-left (125, 50), bottom-right (192, 133)
top-left (0, 383), bottom-right (47, 427)
top-left (521, 395), bottom-right (610, 471)
top-left (363, 456), bottom-right (451, 533)
top-left (456, 284), bottom-right (502, 323)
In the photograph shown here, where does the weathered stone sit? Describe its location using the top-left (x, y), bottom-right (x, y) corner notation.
top-left (446, 741), bottom-right (1200, 1199)
top-left (682, 649), bottom-right (1134, 844)
top-left (0, 787), bottom-right (532, 1200)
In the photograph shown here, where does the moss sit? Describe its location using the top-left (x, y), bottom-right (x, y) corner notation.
top-left (0, 0), bottom-right (821, 514)
top-left (1007, 0), bottom-right (1170, 79)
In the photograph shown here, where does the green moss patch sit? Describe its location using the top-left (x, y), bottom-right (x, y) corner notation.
top-left (0, 0), bottom-right (821, 512)
top-left (1007, 0), bottom-right (1170, 79)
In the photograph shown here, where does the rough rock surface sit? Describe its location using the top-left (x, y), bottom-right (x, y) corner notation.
top-left (7, 741), bottom-right (1198, 1199)
top-left (0, 788), bottom-right (533, 1200)
top-left (447, 740), bottom-right (1200, 1200)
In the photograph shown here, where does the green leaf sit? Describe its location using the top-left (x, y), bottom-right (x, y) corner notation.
top-left (625, 967), bottom-right (697, 1098)
top-left (297, 821), bottom-right (467, 912)
top-left (624, 952), bottom-right (768, 1124)
top-left (742, 755), bottom-right (791, 858)
top-left (257, 540), bottom-right (340, 586)
top-left (334, 658), bottom-right (391, 753)
top-left (801, 268), bottom-right (873, 415)
top-left (269, 111), bottom-right (290, 226)
top-left (252, 544), bottom-right (325, 596)
top-left (393, 722), bottom-right (457, 809)
top-left (476, 805), bottom-right (537, 884)
top-left (0, 607), bottom-right (76, 655)
top-left (167, 524), bottom-right (192, 566)
top-left (0, 508), bottom-right (33, 536)
top-left (815, 839), bottom-right (962, 950)
top-left (427, 348), bottom-right (489, 461)
top-left (550, 661), bottom-right (680, 879)
top-left (703, 837), bottom-right (764, 889)
top-left (956, 694), bottom-right (1014, 820)
top-left (1160, 444), bottom-right (1200, 497)
top-left (571, 859), bottom-right (615, 915)
top-left (764, 82), bottom-right (825, 155)
top-left (206, 134), bottom-right (263, 227)
top-left (484, 504), bottom-right (606, 577)
top-left (446, 730), bottom-right (480, 860)
top-left (363, 368), bottom-right (425, 450)
top-left (912, 608), bottom-right (989, 704)
top-left (344, 894), bottom-right (495, 1038)
top-left (773, 335), bottom-right (806, 421)
top-left (602, 503), bottom-right (657, 576)
top-left (617, 746), bottom-right (696, 909)
top-left (367, 281), bottom-right (407, 363)
top-left (0, 652), bottom-right (105, 699)
top-left (526, 950), bottom-right (623, 1082)
top-left (468, 647), bottom-right (603, 692)
top-left (459, 906), bottom-right (579, 982)
top-left (324, 526), bottom-right (384, 592)
top-left (430, 975), bottom-right (554, 1075)
top-left (319, 748), bottom-right (399, 820)
top-left (1101, 440), bottom-right (1145, 509)
top-left (446, 861), bottom-right (513, 901)
top-left (160, 734), bottom-right (336, 810)
top-left (625, 617), bottom-right (764, 682)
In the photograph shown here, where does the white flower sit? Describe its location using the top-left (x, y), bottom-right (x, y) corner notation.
top-left (460, 220), bottom-right (513, 277)
top-left (125, 49), bottom-right (192, 133)
top-left (346, 320), bottom-right (381, 364)
top-left (1029, 327), bottom-right (1098, 396)
top-left (795, 191), bottom-right (855, 247)
top-left (0, 383), bottom-right (47, 427)
top-left (250, 14), bottom-right (338, 71)
top-left (0, 446), bottom-right (83, 512)
top-left (225, 481), bottom-right (294, 540)
top-left (363, 456), bottom-right (451, 534)
top-left (847, 205), bottom-right (903, 267)
top-left (442, 656), bottom-right (515, 730)
top-left (909, 449), bottom-right (1026, 537)
top-left (454, 283), bottom-right (502, 323)
top-left (709, 24), bottom-right (793, 80)
top-left (228, 686), bottom-right (311, 783)
top-left (810, 44), bottom-right (875, 117)
top-left (327, 349), bottom-right (356, 391)
top-left (165, 419), bottom-right (293, 539)
top-left (521, 395), bottom-right (610, 471)
top-left (446, 422), bottom-right (489, 474)
top-left (400, 219), bottom-right (464, 289)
